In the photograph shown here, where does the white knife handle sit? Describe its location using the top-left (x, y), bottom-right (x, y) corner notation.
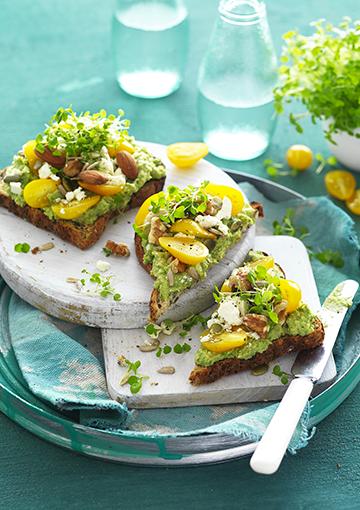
top-left (250, 377), bottom-right (314, 475)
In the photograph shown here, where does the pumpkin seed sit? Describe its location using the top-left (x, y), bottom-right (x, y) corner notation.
top-left (210, 323), bottom-right (223, 335)
top-left (251, 365), bottom-right (269, 376)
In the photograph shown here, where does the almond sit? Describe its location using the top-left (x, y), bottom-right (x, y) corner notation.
top-left (64, 159), bottom-right (83, 177)
top-left (35, 147), bottom-right (66, 169)
top-left (78, 170), bottom-right (108, 184)
top-left (116, 151), bottom-right (138, 180)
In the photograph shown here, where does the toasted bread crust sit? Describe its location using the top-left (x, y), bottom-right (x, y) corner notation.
top-left (189, 318), bottom-right (325, 385)
top-left (0, 177), bottom-right (165, 250)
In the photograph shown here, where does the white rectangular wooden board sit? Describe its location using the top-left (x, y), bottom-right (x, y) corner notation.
top-left (102, 236), bottom-right (336, 408)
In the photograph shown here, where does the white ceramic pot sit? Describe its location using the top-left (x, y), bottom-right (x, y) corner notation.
top-left (323, 122), bottom-right (360, 172)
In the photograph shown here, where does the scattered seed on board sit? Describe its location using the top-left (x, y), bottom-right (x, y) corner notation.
top-left (66, 277), bottom-right (79, 283)
top-left (138, 340), bottom-right (160, 352)
top-left (157, 366), bottom-right (176, 375)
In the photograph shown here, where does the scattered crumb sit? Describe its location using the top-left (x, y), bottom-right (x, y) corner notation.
top-left (104, 240), bottom-right (130, 257)
top-left (31, 247), bottom-right (40, 255)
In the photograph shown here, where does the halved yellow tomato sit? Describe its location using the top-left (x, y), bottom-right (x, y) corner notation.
top-left (108, 140), bottom-right (135, 157)
top-left (247, 256), bottom-right (275, 271)
top-left (79, 181), bottom-right (125, 196)
top-left (170, 219), bottom-right (215, 239)
top-left (23, 179), bottom-right (58, 208)
top-left (346, 189), bottom-right (360, 215)
top-left (325, 170), bottom-right (356, 200)
top-left (134, 191), bottom-right (164, 226)
top-left (167, 142), bottom-right (208, 168)
top-left (23, 140), bottom-right (39, 171)
top-left (279, 279), bottom-right (302, 313)
top-left (51, 195), bottom-right (101, 220)
top-left (158, 236), bottom-right (209, 265)
top-left (220, 281), bottom-right (232, 293)
top-left (204, 183), bottom-right (245, 216)
top-left (201, 329), bottom-right (248, 353)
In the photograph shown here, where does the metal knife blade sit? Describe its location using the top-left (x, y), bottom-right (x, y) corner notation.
top-left (292, 279), bottom-right (358, 382)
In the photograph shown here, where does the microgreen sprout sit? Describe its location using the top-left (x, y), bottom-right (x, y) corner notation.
top-left (102, 247), bottom-right (113, 257)
top-left (14, 242), bottom-right (31, 253)
top-left (263, 159), bottom-right (296, 178)
top-left (273, 210), bottom-right (344, 268)
top-left (314, 154), bottom-right (338, 175)
top-left (146, 182), bottom-right (210, 225)
top-left (145, 319), bottom-right (176, 340)
top-left (35, 107), bottom-right (131, 160)
top-left (179, 314), bottom-right (208, 337)
top-left (80, 268), bottom-right (121, 301)
top-left (272, 209), bottom-right (309, 240)
top-left (118, 356), bottom-right (148, 394)
top-left (272, 365), bottom-right (291, 385)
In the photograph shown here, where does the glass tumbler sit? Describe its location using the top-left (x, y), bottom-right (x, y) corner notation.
top-left (197, 0), bottom-right (278, 161)
top-left (112, 0), bottom-right (189, 99)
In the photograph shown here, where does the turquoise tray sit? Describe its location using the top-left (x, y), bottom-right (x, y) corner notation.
top-left (0, 173), bottom-right (359, 466)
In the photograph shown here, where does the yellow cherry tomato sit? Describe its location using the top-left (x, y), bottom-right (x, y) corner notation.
top-left (247, 256), bottom-right (275, 270)
top-left (325, 170), bottom-right (356, 201)
top-left (204, 183), bottom-right (245, 216)
top-left (158, 236), bottom-right (209, 265)
top-left (346, 189), bottom-right (360, 215)
top-left (167, 142), bottom-right (208, 168)
top-left (23, 140), bottom-right (39, 171)
top-left (23, 179), bottom-right (58, 208)
top-left (279, 279), bottom-right (302, 313)
top-left (286, 144), bottom-right (313, 171)
top-left (79, 181), bottom-right (125, 196)
top-left (51, 195), bottom-right (101, 220)
top-left (201, 329), bottom-right (248, 353)
top-left (170, 218), bottom-right (216, 239)
top-left (108, 139), bottom-right (135, 157)
top-left (134, 191), bottom-right (164, 226)
top-left (220, 280), bottom-right (232, 293)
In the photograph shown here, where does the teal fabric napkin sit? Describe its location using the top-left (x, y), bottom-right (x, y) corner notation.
top-left (1, 182), bottom-right (359, 452)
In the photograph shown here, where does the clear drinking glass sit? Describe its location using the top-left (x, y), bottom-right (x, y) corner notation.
top-left (112, 0), bottom-right (189, 99)
top-left (197, 0), bottom-right (278, 161)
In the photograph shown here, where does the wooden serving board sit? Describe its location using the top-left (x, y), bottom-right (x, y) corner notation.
top-left (0, 142), bottom-right (242, 329)
top-left (102, 236), bottom-right (336, 408)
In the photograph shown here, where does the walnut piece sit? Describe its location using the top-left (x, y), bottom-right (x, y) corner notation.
top-left (105, 240), bottom-right (130, 257)
top-left (242, 313), bottom-right (269, 338)
top-left (148, 217), bottom-right (167, 245)
top-left (170, 257), bottom-right (187, 273)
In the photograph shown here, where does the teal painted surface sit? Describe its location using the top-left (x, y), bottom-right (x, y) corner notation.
top-left (0, 0), bottom-right (359, 507)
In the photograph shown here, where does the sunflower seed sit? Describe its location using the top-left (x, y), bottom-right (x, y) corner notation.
top-left (157, 366), bottom-right (176, 375)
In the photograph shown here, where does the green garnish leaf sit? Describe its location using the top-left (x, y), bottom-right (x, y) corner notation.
top-left (14, 242), bottom-right (30, 253)
top-left (163, 345), bottom-right (172, 355)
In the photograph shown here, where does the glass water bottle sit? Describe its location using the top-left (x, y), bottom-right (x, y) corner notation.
top-left (197, 0), bottom-right (278, 161)
top-left (112, 0), bottom-right (189, 99)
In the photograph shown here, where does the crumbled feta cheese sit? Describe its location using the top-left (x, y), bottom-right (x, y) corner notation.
top-left (217, 300), bottom-right (242, 327)
top-left (39, 163), bottom-right (60, 181)
top-left (73, 187), bottom-right (86, 201)
top-left (10, 182), bottom-right (22, 195)
top-left (96, 260), bottom-right (111, 272)
top-left (65, 191), bottom-right (75, 202)
top-left (109, 169), bottom-right (126, 186)
top-left (216, 196), bottom-right (232, 220)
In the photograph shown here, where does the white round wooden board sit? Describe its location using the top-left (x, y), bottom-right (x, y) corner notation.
top-left (0, 141), bottom-right (248, 329)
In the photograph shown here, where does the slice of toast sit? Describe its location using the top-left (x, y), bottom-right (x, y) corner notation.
top-left (189, 318), bottom-right (324, 385)
top-left (0, 177), bottom-right (165, 250)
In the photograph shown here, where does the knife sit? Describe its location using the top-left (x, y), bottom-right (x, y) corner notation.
top-left (250, 279), bottom-right (359, 475)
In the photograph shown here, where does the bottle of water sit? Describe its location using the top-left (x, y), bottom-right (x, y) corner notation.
top-left (112, 0), bottom-right (189, 99)
top-left (197, 0), bottom-right (278, 161)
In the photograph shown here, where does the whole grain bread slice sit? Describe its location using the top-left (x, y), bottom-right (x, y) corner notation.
top-left (0, 177), bottom-right (165, 250)
top-left (189, 318), bottom-right (325, 385)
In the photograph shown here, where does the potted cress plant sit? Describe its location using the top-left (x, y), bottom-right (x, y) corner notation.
top-left (274, 18), bottom-right (360, 171)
